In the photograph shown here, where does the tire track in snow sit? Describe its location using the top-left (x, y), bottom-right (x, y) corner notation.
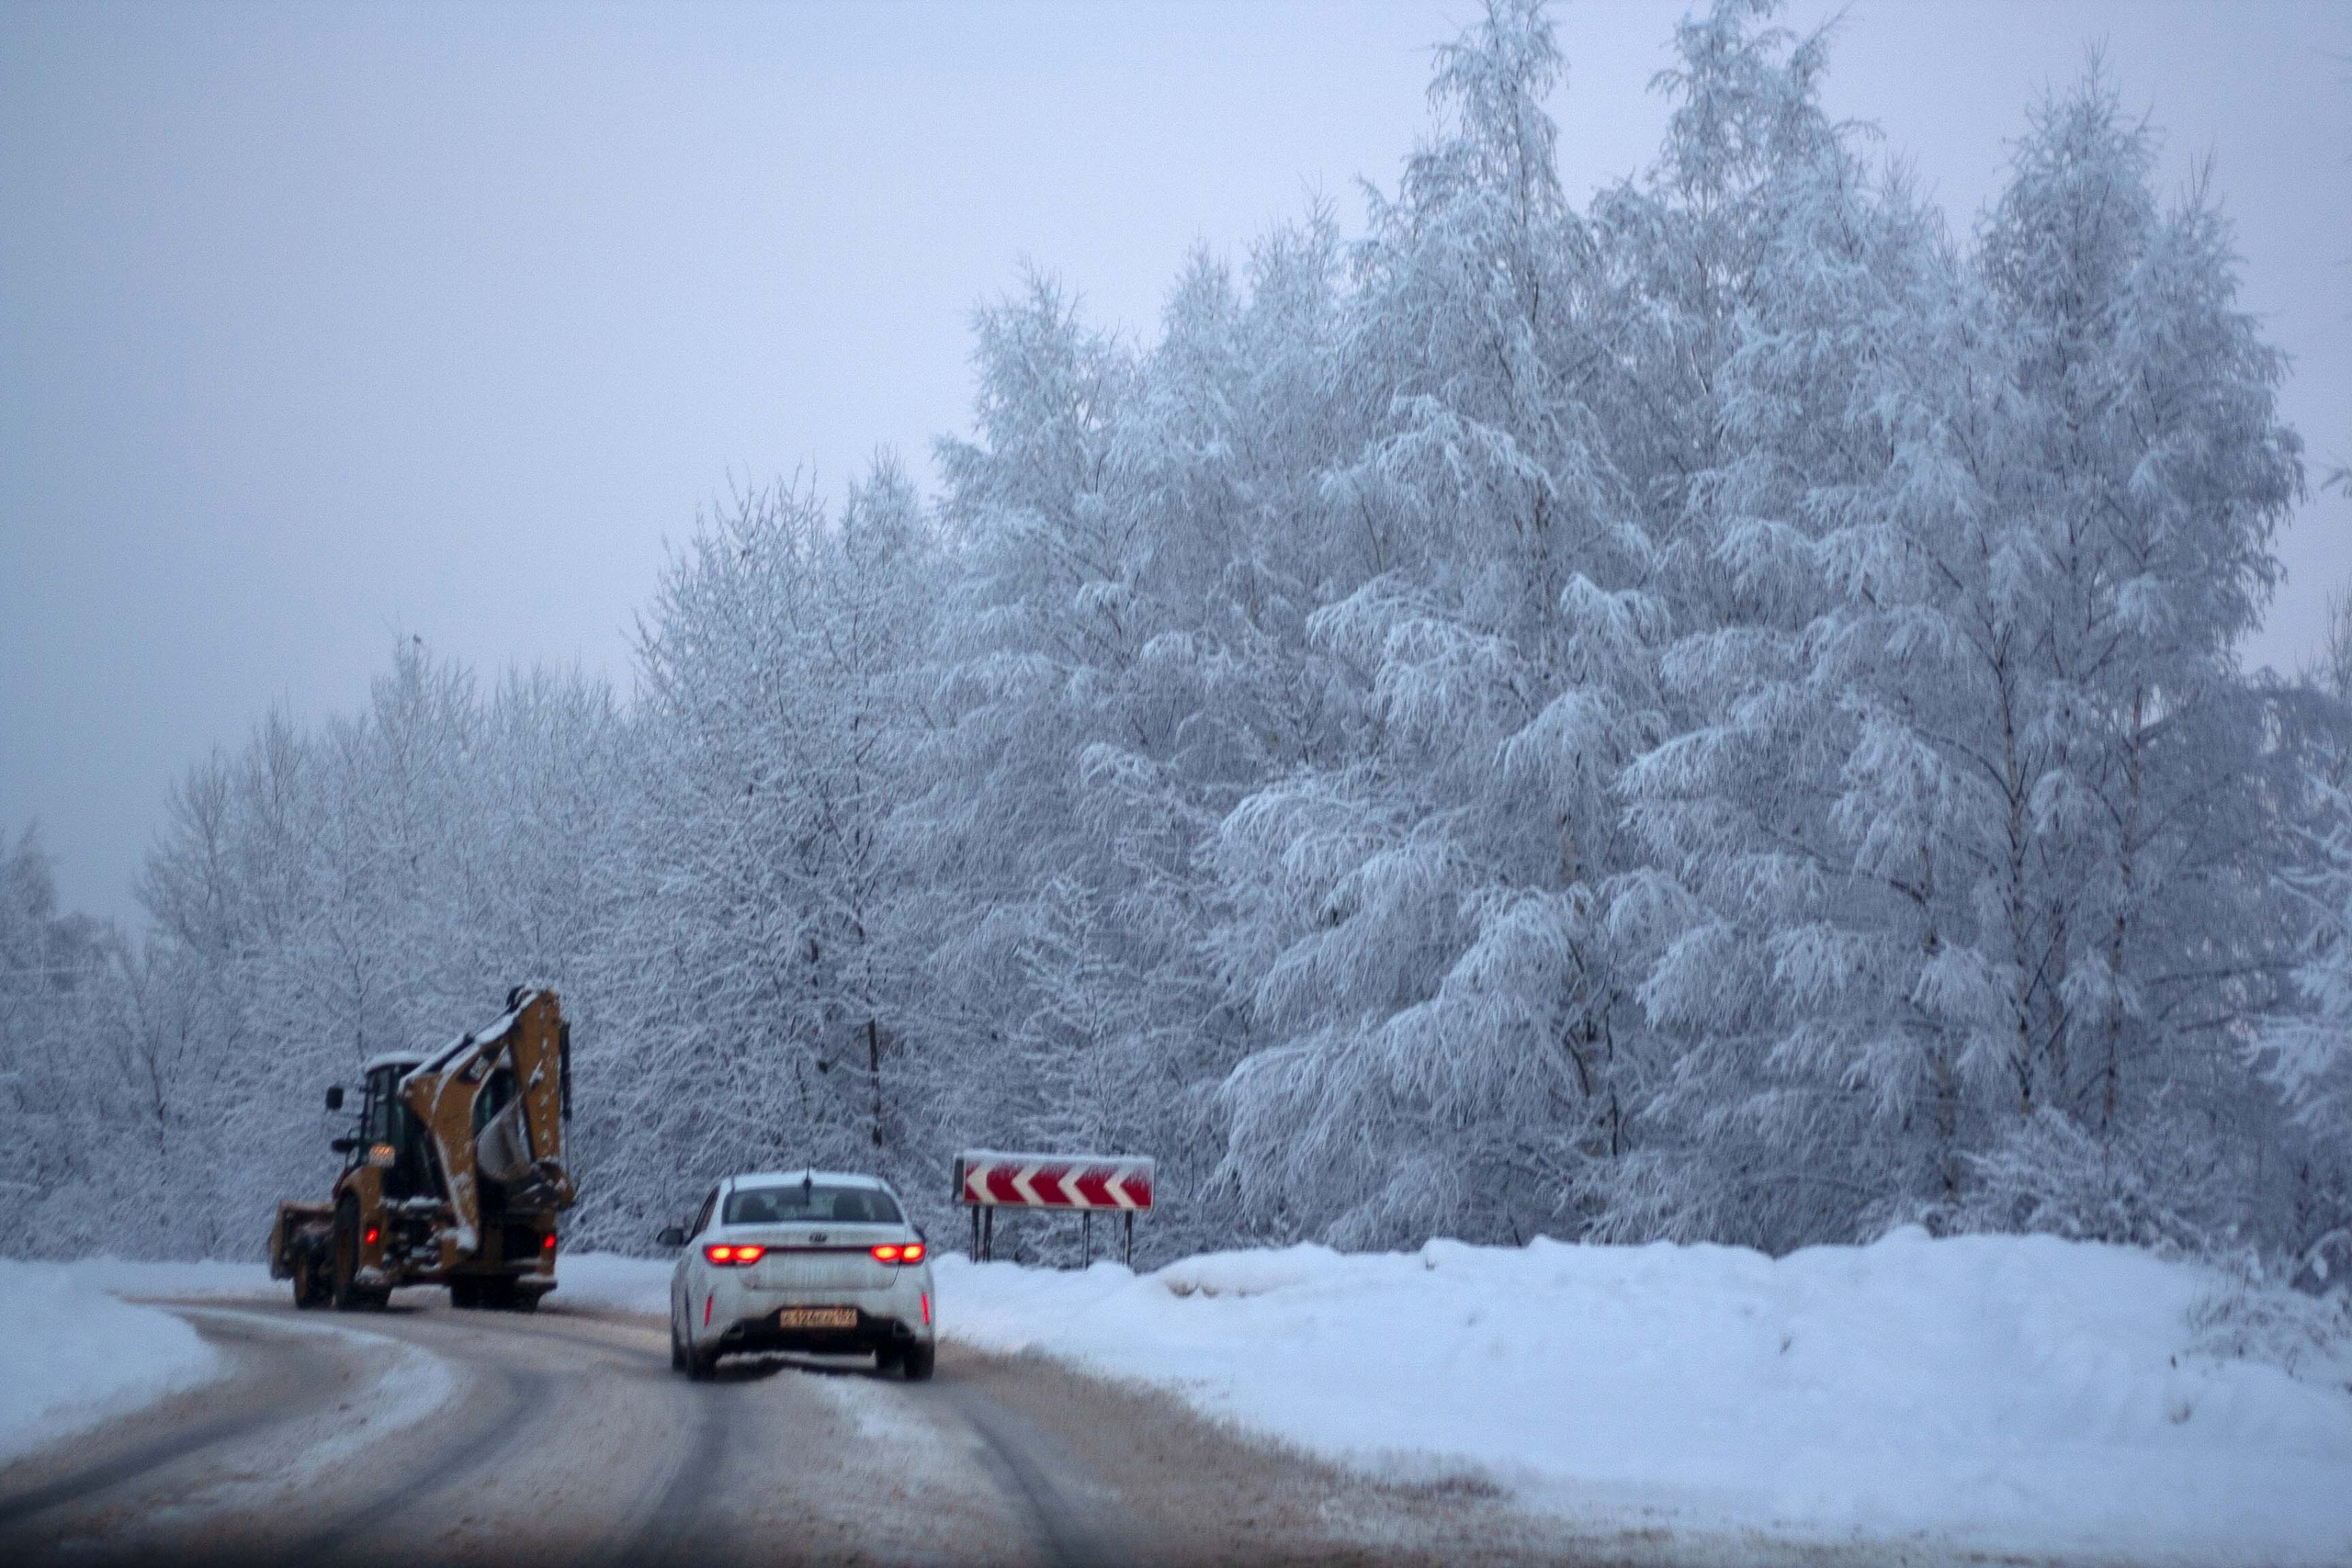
top-left (0, 1411), bottom-right (284, 1529)
top-left (0, 1307), bottom-right (358, 1532)
top-left (941, 1378), bottom-right (1127, 1568)
top-left (626, 1375), bottom-right (731, 1567)
top-left (281, 1358), bottom-right (550, 1563)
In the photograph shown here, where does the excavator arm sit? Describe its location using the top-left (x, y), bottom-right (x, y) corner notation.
top-left (399, 988), bottom-right (576, 1257)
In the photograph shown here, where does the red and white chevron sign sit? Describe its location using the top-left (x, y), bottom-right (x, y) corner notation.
top-left (956, 1151), bottom-right (1154, 1211)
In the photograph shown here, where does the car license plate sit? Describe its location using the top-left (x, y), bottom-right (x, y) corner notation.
top-left (775, 1306), bottom-right (857, 1330)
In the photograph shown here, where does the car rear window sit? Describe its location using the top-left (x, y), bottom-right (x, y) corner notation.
top-left (724, 1183), bottom-right (902, 1226)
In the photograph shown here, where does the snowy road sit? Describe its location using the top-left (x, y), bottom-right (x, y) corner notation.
top-left (0, 1293), bottom-right (1606, 1567)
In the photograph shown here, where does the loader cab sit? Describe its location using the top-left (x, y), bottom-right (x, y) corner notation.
top-left (356, 1054), bottom-right (442, 1201)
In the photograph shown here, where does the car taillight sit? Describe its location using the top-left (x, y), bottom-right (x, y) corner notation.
top-left (704, 1244), bottom-right (766, 1266)
top-left (871, 1242), bottom-right (926, 1265)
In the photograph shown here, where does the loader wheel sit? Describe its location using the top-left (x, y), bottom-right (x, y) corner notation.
top-left (331, 1201), bottom-right (361, 1310)
top-left (292, 1247), bottom-right (328, 1310)
top-left (330, 1200), bottom-right (386, 1311)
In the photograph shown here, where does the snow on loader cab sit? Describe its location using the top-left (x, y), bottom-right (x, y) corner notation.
top-left (268, 987), bottom-right (577, 1313)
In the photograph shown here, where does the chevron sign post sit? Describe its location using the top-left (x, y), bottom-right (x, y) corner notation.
top-left (955, 1150), bottom-right (1154, 1266)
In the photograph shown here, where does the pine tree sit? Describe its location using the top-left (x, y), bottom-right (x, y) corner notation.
top-left (1610, 0), bottom-right (1934, 1247)
top-left (1210, 0), bottom-right (1667, 1248)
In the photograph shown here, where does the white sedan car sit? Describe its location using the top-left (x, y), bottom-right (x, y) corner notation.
top-left (662, 1169), bottom-right (936, 1381)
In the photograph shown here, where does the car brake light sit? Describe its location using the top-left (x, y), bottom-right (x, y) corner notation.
top-left (871, 1242), bottom-right (925, 1265)
top-left (704, 1244), bottom-right (765, 1266)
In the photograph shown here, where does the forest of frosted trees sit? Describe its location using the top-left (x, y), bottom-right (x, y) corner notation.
top-left (6, 0), bottom-right (2347, 1281)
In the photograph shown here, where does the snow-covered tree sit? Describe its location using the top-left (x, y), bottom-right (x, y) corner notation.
top-left (16, 0), bottom-right (2326, 1272)
top-left (0, 828), bottom-right (139, 1254)
top-left (1209, 0), bottom-right (1672, 1249)
top-left (622, 465), bottom-right (941, 1232)
top-left (2258, 592), bottom-right (2352, 1280)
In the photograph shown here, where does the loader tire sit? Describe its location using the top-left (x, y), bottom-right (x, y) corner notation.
top-left (331, 1201), bottom-right (359, 1309)
top-left (473, 1279), bottom-right (519, 1312)
top-left (330, 1200), bottom-right (386, 1311)
top-left (292, 1247), bottom-right (329, 1310)
top-left (449, 1278), bottom-right (480, 1309)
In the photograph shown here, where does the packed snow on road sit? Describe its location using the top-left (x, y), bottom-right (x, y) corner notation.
top-left (16, 1231), bottom-right (2348, 1564)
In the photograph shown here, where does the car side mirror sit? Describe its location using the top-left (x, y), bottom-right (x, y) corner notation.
top-left (656, 1225), bottom-right (686, 1247)
top-left (325, 1085), bottom-right (345, 1112)
top-left (329, 1136), bottom-right (358, 1155)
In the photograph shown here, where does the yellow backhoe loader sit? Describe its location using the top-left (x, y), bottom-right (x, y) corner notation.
top-left (268, 987), bottom-right (577, 1312)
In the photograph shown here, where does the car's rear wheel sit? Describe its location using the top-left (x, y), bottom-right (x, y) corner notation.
top-left (686, 1337), bottom-right (719, 1381)
top-left (670, 1313), bottom-right (686, 1371)
top-left (901, 1342), bottom-right (935, 1382)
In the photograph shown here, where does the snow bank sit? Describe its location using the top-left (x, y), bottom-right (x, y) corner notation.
top-left (541, 1250), bottom-right (671, 1315)
top-left (936, 1230), bottom-right (2352, 1565)
top-left (0, 1258), bottom-right (250, 1461)
top-left (60, 1258), bottom-right (275, 1299)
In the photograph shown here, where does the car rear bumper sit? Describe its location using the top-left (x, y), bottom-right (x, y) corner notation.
top-left (718, 1306), bottom-right (923, 1357)
top-left (692, 1272), bottom-right (934, 1355)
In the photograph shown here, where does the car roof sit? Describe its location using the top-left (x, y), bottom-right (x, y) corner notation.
top-left (724, 1169), bottom-right (892, 1194)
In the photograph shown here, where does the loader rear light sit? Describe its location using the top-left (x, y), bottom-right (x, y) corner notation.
top-left (703, 1244), bottom-right (765, 1266)
top-left (363, 1226), bottom-right (380, 1247)
top-left (870, 1242), bottom-right (925, 1265)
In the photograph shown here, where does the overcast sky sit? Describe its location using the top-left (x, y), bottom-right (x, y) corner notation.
top-left (4, 0), bottom-right (2346, 926)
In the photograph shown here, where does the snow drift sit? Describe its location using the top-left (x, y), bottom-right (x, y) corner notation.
top-left (930, 1229), bottom-right (2352, 1564)
top-left (0, 1258), bottom-right (236, 1461)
